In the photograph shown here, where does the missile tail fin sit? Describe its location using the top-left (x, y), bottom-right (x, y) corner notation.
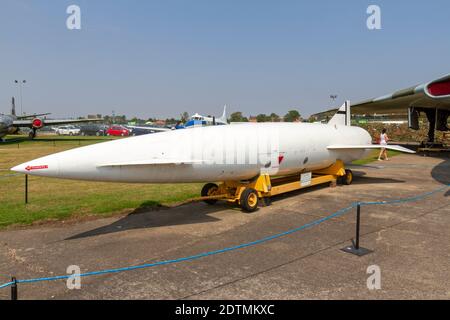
top-left (327, 144), bottom-right (415, 154)
top-left (328, 101), bottom-right (351, 126)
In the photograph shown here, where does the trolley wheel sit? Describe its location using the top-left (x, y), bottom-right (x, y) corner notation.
top-left (201, 183), bottom-right (219, 205)
top-left (240, 188), bottom-right (259, 213)
top-left (343, 169), bottom-right (353, 185)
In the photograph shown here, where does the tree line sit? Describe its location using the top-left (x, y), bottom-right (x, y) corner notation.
top-left (100, 109), bottom-right (302, 125)
top-left (229, 110), bottom-right (302, 123)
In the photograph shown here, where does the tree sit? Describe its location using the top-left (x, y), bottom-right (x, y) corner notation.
top-left (114, 115), bottom-right (127, 124)
top-left (229, 111), bottom-right (248, 122)
top-left (256, 114), bottom-right (271, 122)
top-left (307, 116), bottom-right (316, 123)
top-left (103, 115), bottom-right (112, 124)
top-left (284, 110), bottom-right (301, 122)
top-left (180, 112), bottom-right (190, 122)
top-left (165, 118), bottom-right (178, 125)
top-left (269, 113), bottom-right (280, 122)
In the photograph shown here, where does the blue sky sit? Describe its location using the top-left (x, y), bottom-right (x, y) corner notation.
top-left (1, 0), bottom-right (449, 119)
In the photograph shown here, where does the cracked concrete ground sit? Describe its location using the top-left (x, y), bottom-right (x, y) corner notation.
top-left (0, 154), bottom-right (448, 299)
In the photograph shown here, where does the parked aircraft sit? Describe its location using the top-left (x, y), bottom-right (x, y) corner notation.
top-left (312, 73), bottom-right (450, 144)
top-left (184, 105), bottom-right (228, 128)
top-left (126, 105), bottom-right (229, 133)
top-left (0, 97), bottom-right (102, 140)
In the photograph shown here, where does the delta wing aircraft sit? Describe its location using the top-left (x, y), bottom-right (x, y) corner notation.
top-left (313, 73), bottom-right (450, 143)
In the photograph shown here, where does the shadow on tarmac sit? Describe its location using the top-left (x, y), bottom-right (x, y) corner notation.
top-left (351, 171), bottom-right (406, 185)
top-left (430, 156), bottom-right (450, 197)
top-left (66, 202), bottom-right (229, 240)
top-left (67, 155), bottom-right (448, 240)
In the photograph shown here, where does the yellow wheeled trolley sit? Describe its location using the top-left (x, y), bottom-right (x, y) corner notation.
top-left (198, 160), bottom-right (353, 212)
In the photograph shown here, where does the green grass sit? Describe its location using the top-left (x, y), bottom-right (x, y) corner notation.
top-left (352, 150), bottom-right (401, 165)
top-left (0, 136), bottom-right (201, 228)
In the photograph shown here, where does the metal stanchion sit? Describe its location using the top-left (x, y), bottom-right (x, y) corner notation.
top-left (11, 277), bottom-right (18, 300)
top-left (341, 203), bottom-right (373, 256)
top-left (25, 174), bottom-right (28, 204)
top-left (355, 203), bottom-right (361, 250)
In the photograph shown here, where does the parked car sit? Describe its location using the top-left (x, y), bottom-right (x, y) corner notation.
top-left (106, 125), bottom-right (130, 137)
top-left (55, 125), bottom-right (80, 136)
top-left (79, 124), bottom-right (108, 136)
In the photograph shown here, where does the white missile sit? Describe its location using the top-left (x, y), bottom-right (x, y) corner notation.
top-left (12, 102), bottom-right (414, 185)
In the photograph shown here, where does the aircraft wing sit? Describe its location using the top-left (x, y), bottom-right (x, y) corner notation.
top-left (13, 118), bottom-right (103, 128)
top-left (127, 125), bottom-right (170, 132)
top-left (351, 73), bottom-right (450, 115)
top-left (312, 73), bottom-right (450, 117)
top-left (16, 113), bottom-right (51, 119)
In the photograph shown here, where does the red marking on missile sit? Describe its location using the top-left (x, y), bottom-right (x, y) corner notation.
top-left (278, 155), bottom-right (284, 164)
top-left (25, 165), bottom-right (48, 171)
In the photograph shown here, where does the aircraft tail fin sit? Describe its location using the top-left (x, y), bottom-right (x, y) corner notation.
top-left (219, 105), bottom-right (227, 123)
top-left (11, 97), bottom-right (16, 116)
top-left (328, 101), bottom-right (351, 126)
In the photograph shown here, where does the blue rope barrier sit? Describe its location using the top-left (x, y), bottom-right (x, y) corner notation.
top-left (0, 282), bottom-right (14, 290)
top-left (359, 185), bottom-right (448, 206)
top-left (0, 184), bottom-right (448, 290)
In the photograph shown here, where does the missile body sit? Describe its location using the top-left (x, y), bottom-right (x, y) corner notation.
top-left (11, 122), bottom-right (375, 183)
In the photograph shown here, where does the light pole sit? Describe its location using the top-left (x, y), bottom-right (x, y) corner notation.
top-left (14, 80), bottom-right (26, 115)
top-left (330, 94), bottom-right (338, 105)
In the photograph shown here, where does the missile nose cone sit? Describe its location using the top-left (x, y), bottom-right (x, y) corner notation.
top-left (11, 156), bottom-right (60, 177)
top-left (11, 164), bottom-right (27, 174)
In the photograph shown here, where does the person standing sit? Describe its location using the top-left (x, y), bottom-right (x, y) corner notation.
top-left (378, 128), bottom-right (389, 161)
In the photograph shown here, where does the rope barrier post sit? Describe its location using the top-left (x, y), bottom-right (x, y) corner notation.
top-left (355, 203), bottom-right (361, 250)
top-left (341, 203), bottom-right (373, 256)
top-left (11, 277), bottom-right (18, 300)
top-left (25, 174), bottom-right (28, 204)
